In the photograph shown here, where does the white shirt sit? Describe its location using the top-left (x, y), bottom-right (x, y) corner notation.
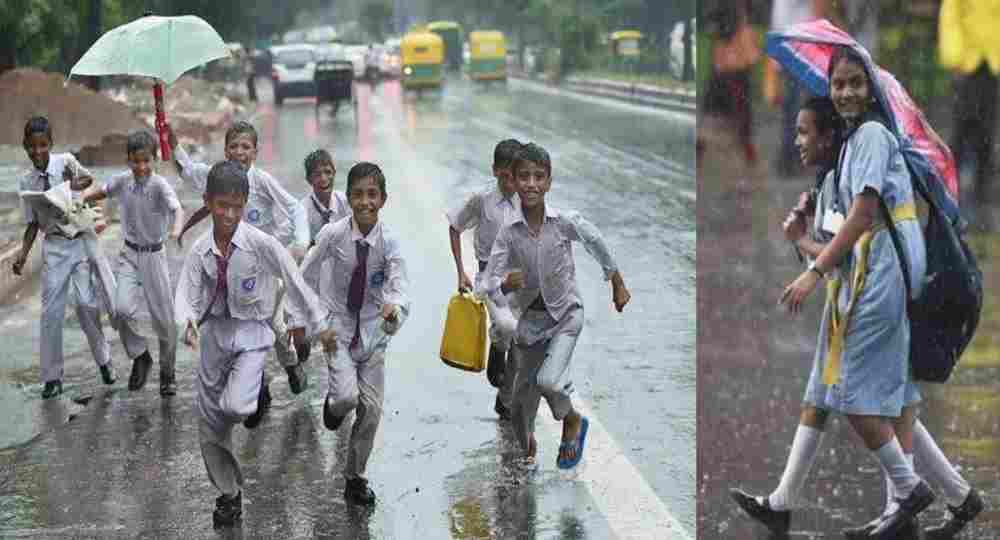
top-left (446, 183), bottom-right (520, 263)
top-left (292, 191), bottom-right (351, 249)
top-left (771, 0), bottom-right (816, 29)
top-left (174, 145), bottom-right (298, 245)
top-left (102, 171), bottom-right (181, 246)
top-left (175, 222), bottom-right (324, 336)
top-left (19, 153), bottom-right (90, 234)
top-left (482, 205), bottom-right (618, 322)
top-left (300, 216), bottom-right (409, 349)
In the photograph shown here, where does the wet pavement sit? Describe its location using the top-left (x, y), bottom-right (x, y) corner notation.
top-left (0, 76), bottom-right (694, 538)
top-left (697, 115), bottom-right (1000, 538)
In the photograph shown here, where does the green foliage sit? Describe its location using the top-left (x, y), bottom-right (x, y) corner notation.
top-left (361, 1), bottom-right (393, 43)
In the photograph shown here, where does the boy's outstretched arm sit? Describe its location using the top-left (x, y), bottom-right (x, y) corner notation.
top-left (12, 222), bottom-right (39, 276)
top-left (561, 211), bottom-right (629, 312)
top-left (448, 226), bottom-right (472, 292)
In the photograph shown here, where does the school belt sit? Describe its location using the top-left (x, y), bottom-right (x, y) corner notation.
top-left (47, 230), bottom-right (84, 240)
top-left (822, 202), bottom-right (917, 385)
top-left (125, 239), bottom-right (164, 253)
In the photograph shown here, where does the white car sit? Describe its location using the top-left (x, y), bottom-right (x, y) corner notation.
top-left (269, 44), bottom-right (318, 105)
top-left (343, 46), bottom-right (368, 79)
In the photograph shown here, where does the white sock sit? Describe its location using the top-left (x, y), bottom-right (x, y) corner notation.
top-left (874, 437), bottom-right (920, 500)
top-left (767, 425), bottom-right (824, 511)
top-left (914, 419), bottom-right (971, 507)
top-left (879, 453), bottom-right (911, 517)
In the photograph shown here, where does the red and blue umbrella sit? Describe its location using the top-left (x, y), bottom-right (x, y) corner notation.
top-left (765, 19), bottom-right (961, 223)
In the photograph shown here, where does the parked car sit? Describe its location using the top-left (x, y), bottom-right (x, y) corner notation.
top-left (343, 45), bottom-right (368, 79)
top-left (269, 44), bottom-right (318, 105)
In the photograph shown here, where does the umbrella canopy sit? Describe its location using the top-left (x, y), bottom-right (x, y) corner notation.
top-left (69, 15), bottom-right (229, 85)
top-left (766, 19), bottom-right (961, 224)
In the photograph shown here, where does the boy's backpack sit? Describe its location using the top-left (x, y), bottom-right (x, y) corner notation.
top-left (879, 168), bottom-right (983, 383)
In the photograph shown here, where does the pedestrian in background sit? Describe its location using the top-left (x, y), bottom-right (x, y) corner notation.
top-left (939, 0), bottom-right (1000, 201)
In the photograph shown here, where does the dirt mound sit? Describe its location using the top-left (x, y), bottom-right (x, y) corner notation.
top-left (0, 68), bottom-right (145, 148)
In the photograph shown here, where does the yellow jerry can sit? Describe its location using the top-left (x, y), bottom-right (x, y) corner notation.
top-left (440, 292), bottom-right (488, 372)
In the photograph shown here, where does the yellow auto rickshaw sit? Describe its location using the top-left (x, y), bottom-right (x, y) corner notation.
top-left (401, 31), bottom-right (444, 89)
top-left (468, 31), bottom-right (507, 82)
top-left (610, 30), bottom-right (643, 71)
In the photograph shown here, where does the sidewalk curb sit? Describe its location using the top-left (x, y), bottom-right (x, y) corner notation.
top-left (510, 71), bottom-right (695, 113)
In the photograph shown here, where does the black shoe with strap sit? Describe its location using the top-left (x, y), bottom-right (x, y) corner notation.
top-left (99, 364), bottom-right (116, 385)
top-left (869, 480), bottom-right (935, 539)
top-left (924, 488), bottom-right (983, 539)
top-left (323, 399), bottom-right (346, 431)
top-left (285, 363), bottom-right (307, 395)
top-left (41, 380), bottom-right (63, 399)
top-left (344, 477), bottom-right (376, 506)
top-left (243, 380), bottom-right (271, 429)
top-left (128, 351), bottom-right (153, 391)
top-left (729, 488), bottom-right (791, 535)
top-left (212, 491), bottom-right (242, 528)
top-left (159, 370), bottom-right (177, 397)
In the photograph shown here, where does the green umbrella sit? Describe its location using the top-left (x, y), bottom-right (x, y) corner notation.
top-left (69, 14), bottom-right (229, 85)
top-left (68, 14), bottom-right (231, 160)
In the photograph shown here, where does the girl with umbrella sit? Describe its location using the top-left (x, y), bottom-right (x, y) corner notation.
top-left (739, 45), bottom-right (934, 539)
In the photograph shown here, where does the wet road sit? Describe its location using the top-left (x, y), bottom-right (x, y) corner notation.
top-left (697, 120), bottom-right (1000, 538)
top-left (0, 76), bottom-right (694, 538)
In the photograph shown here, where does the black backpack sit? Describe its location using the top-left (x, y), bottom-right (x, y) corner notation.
top-left (879, 169), bottom-right (983, 383)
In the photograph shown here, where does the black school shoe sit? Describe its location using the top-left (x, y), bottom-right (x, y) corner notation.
top-left (869, 480), bottom-right (935, 539)
top-left (99, 364), bottom-right (116, 385)
top-left (296, 341), bottom-right (312, 364)
top-left (41, 380), bottom-right (63, 399)
top-left (486, 345), bottom-right (506, 388)
top-left (128, 351), bottom-right (153, 391)
top-left (212, 491), bottom-right (242, 528)
top-left (494, 395), bottom-right (511, 421)
top-left (344, 477), bottom-right (376, 506)
top-left (159, 370), bottom-right (177, 397)
top-left (730, 488), bottom-right (791, 535)
top-left (285, 363), bottom-right (307, 395)
top-left (323, 399), bottom-right (346, 431)
top-left (925, 488), bottom-right (984, 539)
top-left (243, 380), bottom-right (271, 429)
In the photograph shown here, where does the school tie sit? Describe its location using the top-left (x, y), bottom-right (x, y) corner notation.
top-left (197, 251), bottom-right (231, 326)
top-left (40, 172), bottom-right (51, 191)
top-left (347, 240), bottom-right (369, 349)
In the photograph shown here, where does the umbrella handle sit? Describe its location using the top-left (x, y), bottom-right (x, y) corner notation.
top-left (153, 82), bottom-right (171, 161)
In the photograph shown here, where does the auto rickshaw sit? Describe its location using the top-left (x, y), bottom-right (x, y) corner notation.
top-left (427, 21), bottom-right (463, 71)
top-left (401, 31), bottom-right (444, 90)
top-left (468, 31), bottom-right (507, 82)
top-left (610, 30), bottom-right (643, 71)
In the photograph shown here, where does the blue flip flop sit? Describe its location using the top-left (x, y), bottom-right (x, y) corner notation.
top-left (557, 416), bottom-right (590, 470)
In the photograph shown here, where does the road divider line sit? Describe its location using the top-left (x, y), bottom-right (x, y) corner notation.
top-left (537, 400), bottom-right (693, 540)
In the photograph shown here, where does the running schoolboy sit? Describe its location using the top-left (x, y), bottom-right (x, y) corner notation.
top-left (447, 138), bottom-right (522, 420)
top-left (300, 162), bottom-right (410, 506)
top-left (14, 116), bottom-right (115, 398)
top-left (482, 143), bottom-right (630, 469)
top-left (175, 160), bottom-right (333, 527)
top-left (83, 130), bottom-right (184, 395)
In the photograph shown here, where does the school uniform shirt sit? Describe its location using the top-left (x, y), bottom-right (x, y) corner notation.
top-left (174, 145), bottom-right (297, 245)
top-left (446, 184), bottom-right (520, 263)
top-left (482, 205), bottom-right (618, 323)
top-left (299, 216), bottom-right (409, 349)
top-left (19, 153), bottom-right (90, 234)
top-left (292, 191), bottom-right (351, 249)
top-left (175, 222), bottom-right (324, 337)
top-left (102, 171), bottom-right (181, 245)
